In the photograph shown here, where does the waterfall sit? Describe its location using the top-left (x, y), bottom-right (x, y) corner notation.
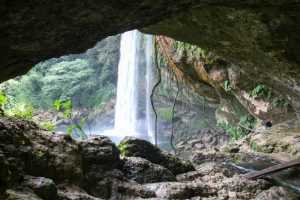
top-left (114, 30), bottom-right (141, 136)
top-left (145, 35), bottom-right (155, 143)
top-left (103, 30), bottom-right (155, 143)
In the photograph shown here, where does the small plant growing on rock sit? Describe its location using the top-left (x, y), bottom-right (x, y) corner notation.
top-left (239, 114), bottom-right (256, 130)
top-left (271, 97), bottom-right (285, 108)
top-left (223, 80), bottom-right (232, 92)
top-left (38, 121), bottom-right (56, 131)
top-left (0, 92), bottom-right (7, 116)
top-left (12, 105), bottom-right (34, 120)
top-left (54, 99), bottom-right (88, 139)
top-left (249, 139), bottom-right (259, 151)
top-left (218, 122), bottom-right (245, 142)
top-left (117, 141), bottom-right (127, 157)
top-left (250, 84), bottom-right (267, 99)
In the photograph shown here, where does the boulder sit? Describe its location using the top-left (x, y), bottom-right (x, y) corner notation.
top-left (21, 175), bottom-right (57, 200)
top-left (0, 150), bottom-right (11, 196)
top-left (80, 136), bottom-right (120, 168)
top-left (120, 137), bottom-right (195, 175)
top-left (23, 131), bottom-right (83, 184)
top-left (111, 181), bottom-right (156, 199)
top-left (145, 181), bottom-right (215, 199)
top-left (6, 188), bottom-right (42, 200)
top-left (120, 157), bottom-right (176, 184)
top-left (83, 167), bottom-right (127, 199)
top-left (253, 186), bottom-right (299, 200)
top-left (57, 185), bottom-right (103, 200)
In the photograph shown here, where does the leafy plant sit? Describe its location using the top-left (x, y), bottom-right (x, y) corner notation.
top-left (250, 84), bottom-right (267, 99)
top-left (0, 92), bottom-right (7, 116)
top-left (54, 99), bottom-right (88, 139)
top-left (239, 114), bottom-right (256, 130)
top-left (157, 107), bottom-right (174, 121)
top-left (39, 121), bottom-right (56, 131)
top-left (218, 122), bottom-right (245, 142)
top-left (272, 98), bottom-right (285, 108)
top-left (223, 80), bottom-right (232, 93)
top-left (249, 139), bottom-right (259, 151)
top-left (174, 41), bottom-right (206, 58)
top-left (13, 105), bottom-right (34, 120)
top-left (117, 141), bottom-right (127, 157)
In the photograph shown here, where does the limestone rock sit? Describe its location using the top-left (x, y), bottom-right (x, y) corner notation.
top-left (145, 181), bottom-right (215, 199)
top-left (6, 188), bottom-right (42, 200)
top-left (253, 186), bottom-right (299, 200)
top-left (80, 136), bottom-right (120, 168)
top-left (21, 175), bottom-right (57, 200)
top-left (111, 181), bottom-right (156, 199)
top-left (83, 167), bottom-right (127, 199)
top-left (57, 185), bottom-right (103, 200)
top-left (120, 157), bottom-right (176, 184)
top-left (120, 136), bottom-right (195, 175)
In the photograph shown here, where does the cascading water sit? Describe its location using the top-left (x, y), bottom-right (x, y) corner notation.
top-left (102, 30), bottom-right (155, 144)
top-left (145, 35), bottom-right (155, 143)
top-left (114, 30), bottom-right (141, 136)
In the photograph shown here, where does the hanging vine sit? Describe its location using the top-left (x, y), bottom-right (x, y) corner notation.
top-left (170, 75), bottom-right (180, 154)
top-left (150, 36), bottom-right (162, 147)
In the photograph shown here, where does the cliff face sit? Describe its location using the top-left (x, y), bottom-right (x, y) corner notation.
top-left (142, 2), bottom-right (300, 123)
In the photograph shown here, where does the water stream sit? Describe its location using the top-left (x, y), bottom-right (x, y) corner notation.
top-left (99, 30), bottom-right (156, 144)
top-left (114, 30), bottom-right (141, 136)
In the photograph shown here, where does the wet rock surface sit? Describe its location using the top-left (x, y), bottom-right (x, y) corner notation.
top-left (20, 175), bottom-right (57, 200)
top-left (120, 136), bottom-right (195, 175)
top-left (143, 2), bottom-right (300, 122)
top-left (1, 117), bottom-right (299, 199)
top-left (120, 157), bottom-right (176, 184)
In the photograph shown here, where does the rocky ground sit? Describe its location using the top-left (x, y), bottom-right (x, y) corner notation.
top-left (0, 117), bottom-right (299, 199)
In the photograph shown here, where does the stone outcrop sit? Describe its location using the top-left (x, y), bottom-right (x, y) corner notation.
top-left (0, 117), bottom-right (299, 199)
top-left (119, 136), bottom-right (195, 175)
top-left (120, 157), bottom-right (176, 184)
top-left (20, 176), bottom-right (57, 200)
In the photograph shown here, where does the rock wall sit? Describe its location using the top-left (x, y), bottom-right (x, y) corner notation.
top-left (0, 0), bottom-right (198, 82)
top-left (142, 2), bottom-right (300, 123)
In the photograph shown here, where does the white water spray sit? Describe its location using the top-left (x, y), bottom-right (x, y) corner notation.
top-left (103, 30), bottom-right (155, 143)
top-left (145, 35), bottom-right (155, 143)
top-left (114, 30), bottom-right (141, 136)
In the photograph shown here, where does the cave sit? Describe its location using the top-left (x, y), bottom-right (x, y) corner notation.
top-left (0, 1), bottom-right (300, 199)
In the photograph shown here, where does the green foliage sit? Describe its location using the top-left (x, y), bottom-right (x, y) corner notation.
top-left (218, 122), bottom-right (245, 142)
top-left (12, 105), bottom-right (34, 120)
top-left (250, 84), bottom-right (267, 99)
top-left (249, 139), bottom-right (259, 151)
top-left (39, 121), bottom-right (56, 131)
top-left (0, 36), bottom-right (119, 110)
top-left (218, 114), bottom-right (256, 142)
top-left (239, 114), bottom-right (256, 130)
top-left (0, 92), bottom-right (7, 116)
top-left (157, 107), bottom-right (173, 121)
top-left (54, 99), bottom-right (88, 139)
top-left (174, 41), bottom-right (206, 58)
top-left (271, 98), bottom-right (285, 108)
top-left (117, 141), bottom-right (127, 157)
top-left (0, 92), bottom-right (7, 105)
top-left (223, 80), bottom-right (232, 93)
